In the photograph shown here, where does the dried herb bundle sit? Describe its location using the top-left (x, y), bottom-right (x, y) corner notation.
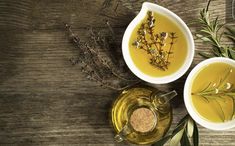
top-left (66, 24), bottom-right (139, 90)
top-left (192, 68), bottom-right (235, 121)
top-left (132, 11), bottom-right (177, 71)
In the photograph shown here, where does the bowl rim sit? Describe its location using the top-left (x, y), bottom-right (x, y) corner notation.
top-left (184, 57), bottom-right (235, 130)
top-left (122, 2), bottom-right (195, 84)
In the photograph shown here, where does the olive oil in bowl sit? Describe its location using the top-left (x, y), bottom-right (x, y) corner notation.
top-left (122, 2), bottom-right (194, 84)
top-left (191, 62), bottom-right (235, 123)
top-left (184, 57), bottom-right (235, 130)
top-left (129, 11), bottom-right (188, 77)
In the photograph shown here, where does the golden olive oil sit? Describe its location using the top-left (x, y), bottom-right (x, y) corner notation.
top-left (129, 12), bottom-right (188, 77)
top-left (111, 87), bottom-right (172, 145)
top-left (191, 63), bottom-right (235, 123)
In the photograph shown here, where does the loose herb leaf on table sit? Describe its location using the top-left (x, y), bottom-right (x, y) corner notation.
top-left (196, 0), bottom-right (235, 60)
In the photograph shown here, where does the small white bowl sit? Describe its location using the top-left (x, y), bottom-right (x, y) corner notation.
top-left (122, 2), bottom-right (194, 84)
top-left (184, 57), bottom-right (235, 130)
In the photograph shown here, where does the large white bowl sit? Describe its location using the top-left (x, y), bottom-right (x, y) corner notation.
top-left (122, 2), bottom-right (194, 84)
top-left (184, 57), bottom-right (235, 130)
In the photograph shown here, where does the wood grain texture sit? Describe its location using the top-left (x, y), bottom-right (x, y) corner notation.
top-left (0, 0), bottom-right (234, 145)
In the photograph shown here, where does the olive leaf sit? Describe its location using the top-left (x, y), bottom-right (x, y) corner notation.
top-left (170, 128), bottom-right (184, 146)
top-left (152, 114), bottom-right (199, 146)
top-left (180, 131), bottom-right (191, 146)
top-left (193, 120), bottom-right (199, 146)
top-left (176, 115), bottom-right (190, 127)
top-left (187, 118), bottom-right (194, 137)
top-left (152, 135), bottom-right (171, 146)
top-left (172, 114), bottom-right (189, 135)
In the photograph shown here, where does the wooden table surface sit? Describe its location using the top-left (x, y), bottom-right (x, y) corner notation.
top-left (0, 0), bottom-right (234, 145)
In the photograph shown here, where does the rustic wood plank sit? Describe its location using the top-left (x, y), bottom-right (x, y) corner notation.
top-left (0, 0), bottom-right (230, 30)
top-left (0, 0), bottom-right (134, 30)
top-left (0, 28), bottom-right (234, 145)
top-left (0, 0), bottom-right (234, 145)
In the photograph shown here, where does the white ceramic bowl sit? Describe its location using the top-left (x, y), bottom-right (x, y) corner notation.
top-left (184, 57), bottom-right (235, 130)
top-left (122, 2), bottom-right (194, 84)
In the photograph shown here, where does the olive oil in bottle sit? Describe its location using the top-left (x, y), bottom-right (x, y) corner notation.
top-left (111, 86), bottom-right (176, 145)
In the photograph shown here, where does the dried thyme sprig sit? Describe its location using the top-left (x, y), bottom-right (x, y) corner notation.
top-left (192, 68), bottom-right (235, 121)
top-left (132, 11), bottom-right (177, 71)
top-left (196, 0), bottom-right (235, 59)
top-left (66, 24), bottom-right (140, 90)
top-left (167, 33), bottom-right (177, 62)
top-left (152, 114), bottom-right (199, 146)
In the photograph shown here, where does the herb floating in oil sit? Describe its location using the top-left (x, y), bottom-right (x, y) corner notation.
top-left (132, 11), bottom-right (177, 71)
top-left (192, 68), bottom-right (235, 121)
top-left (196, 0), bottom-right (235, 60)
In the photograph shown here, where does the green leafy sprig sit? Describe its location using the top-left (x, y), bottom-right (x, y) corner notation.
top-left (152, 115), bottom-right (199, 146)
top-left (196, 0), bottom-right (235, 59)
top-left (192, 68), bottom-right (235, 121)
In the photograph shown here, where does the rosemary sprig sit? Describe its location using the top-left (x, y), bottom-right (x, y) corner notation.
top-left (192, 68), bottom-right (235, 121)
top-left (152, 114), bottom-right (199, 146)
top-left (132, 11), bottom-right (177, 71)
top-left (196, 0), bottom-right (235, 60)
top-left (225, 26), bottom-right (235, 44)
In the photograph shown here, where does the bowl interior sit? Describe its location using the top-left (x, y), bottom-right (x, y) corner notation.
top-left (184, 57), bottom-right (235, 130)
top-left (122, 2), bottom-right (194, 84)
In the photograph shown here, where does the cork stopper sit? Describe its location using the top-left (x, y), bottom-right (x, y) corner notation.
top-left (129, 107), bottom-right (157, 133)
